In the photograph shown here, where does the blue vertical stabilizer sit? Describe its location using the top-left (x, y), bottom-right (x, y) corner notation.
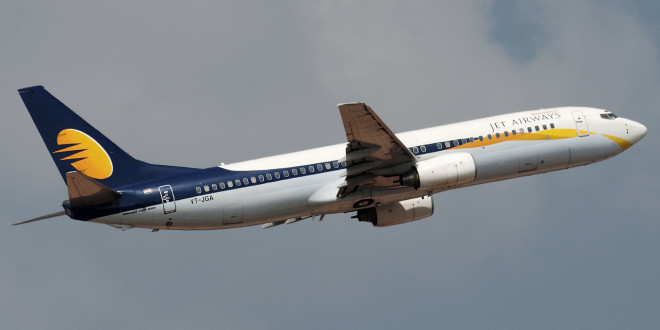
top-left (18, 86), bottom-right (198, 188)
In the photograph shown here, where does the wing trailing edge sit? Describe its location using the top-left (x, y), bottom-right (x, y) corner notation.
top-left (337, 103), bottom-right (416, 196)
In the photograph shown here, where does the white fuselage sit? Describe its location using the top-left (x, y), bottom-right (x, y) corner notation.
top-left (92, 107), bottom-right (646, 230)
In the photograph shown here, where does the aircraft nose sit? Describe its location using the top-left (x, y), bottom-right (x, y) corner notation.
top-left (628, 119), bottom-right (647, 145)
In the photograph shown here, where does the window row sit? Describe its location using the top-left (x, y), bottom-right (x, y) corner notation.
top-left (420, 123), bottom-right (557, 152)
top-left (195, 160), bottom-right (346, 194)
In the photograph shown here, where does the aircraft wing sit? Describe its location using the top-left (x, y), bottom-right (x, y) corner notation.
top-left (337, 103), bottom-right (416, 197)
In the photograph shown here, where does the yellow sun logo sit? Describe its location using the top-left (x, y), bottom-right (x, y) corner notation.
top-left (53, 129), bottom-right (113, 179)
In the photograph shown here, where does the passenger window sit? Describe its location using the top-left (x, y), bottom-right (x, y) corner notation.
top-left (341, 161), bottom-right (346, 167)
top-left (550, 123), bottom-right (555, 129)
top-left (445, 141), bottom-right (451, 148)
top-left (235, 179), bottom-right (241, 187)
top-left (535, 126), bottom-right (540, 131)
top-left (325, 163), bottom-right (331, 170)
top-left (412, 147), bottom-right (419, 154)
top-left (542, 124), bottom-right (548, 130)
top-left (204, 185), bottom-right (210, 192)
top-left (220, 182), bottom-right (226, 189)
top-left (487, 134), bottom-right (492, 140)
top-left (527, 127), bottom-right (532, 133)
top-left (453, 140), bottom-right (459, 146)
top-left (512, 130), bottom-right (516, 136)
top-left (266, 173), bottom-right (272, 180)
top-left (283, 170), bottom-right (289, 177)
top-left (437, 143), bottom-right (443, 150)
top-left (250, 177), bottom-right (257, 184)
top-left (460, 139), bottom-right (467, 144)
top-left (469, 137), bottom-right (475, 143)
top-left (332, 161), bottom-right (339, 168)
top-left (292, 168), bottom-right (298, 175)
top-left (259, 175), bottom-right (264, 182)
top-left (504, 131), bottom-right (509, 137)
top-left (495, 133), bottom-right (500, 138)
top-left (309, 166), bottom-right (315, 173)
top-left (212, 184), bottom-right (217, 191)
top-left (315, 164), bottom-right (321, 171)
top-left (519, 128), bottom-right (525, 134)
top-left (196, 187), bottom-right (202, 194)
top-left (300, 167), bottom-right (306, 174)
top-left (243, 178), bottom-right (249, 185)
top-left (274, 172), bottom-right (281, 179)
top-left (479, 136), bottom-right (484, 141)
top-left (227, 181), bottom-right (233, 188)
top-left (420, 145), bottom-right (427, 152)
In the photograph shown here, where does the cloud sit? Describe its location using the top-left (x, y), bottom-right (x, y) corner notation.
top-left (1, 1), bottom-right (658, 329)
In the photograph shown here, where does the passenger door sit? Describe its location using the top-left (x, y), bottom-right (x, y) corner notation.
top-left (572, 112), bottom-right (589, 137)
top-left (158, 185), bottom-right (177, 214)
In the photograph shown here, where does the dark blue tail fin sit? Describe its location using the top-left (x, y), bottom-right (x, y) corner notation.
top-left (19, 86), bottom-right (198, 188)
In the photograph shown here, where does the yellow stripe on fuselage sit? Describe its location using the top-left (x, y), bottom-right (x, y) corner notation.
top-left (452, 129), bottom-right (578, 150)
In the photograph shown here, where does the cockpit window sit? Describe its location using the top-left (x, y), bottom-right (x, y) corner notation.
top-left (600, 113), bottom-right (618, 120)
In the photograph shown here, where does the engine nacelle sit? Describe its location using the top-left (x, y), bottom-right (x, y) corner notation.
top-left (400, 152), bottom-right (476, 191)
top-left (356, 196), bottom-right (433, 227)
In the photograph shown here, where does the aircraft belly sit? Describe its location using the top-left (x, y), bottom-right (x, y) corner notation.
top-left (238, 176), bottom-right (333, 225)
top-left (567, 134), bottom-right (621, 166)
top-left (144, 175), bottom-right (337, 230)
top-left (91, 206), bottom-right (159, 228)
top-left (471, 136), bottom-right (619, 184)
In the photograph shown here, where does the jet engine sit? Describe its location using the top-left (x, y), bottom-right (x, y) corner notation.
top-left (355, 196), bottom-right (433, 227)
top-left (400, 152), bottom-right (476, 191)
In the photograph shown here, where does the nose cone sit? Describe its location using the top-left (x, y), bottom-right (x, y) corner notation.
top-left (629, 120), bottom-right (648, 145)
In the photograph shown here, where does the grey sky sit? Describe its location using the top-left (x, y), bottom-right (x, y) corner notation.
top-left (1, 1), bottom-right (658, 329)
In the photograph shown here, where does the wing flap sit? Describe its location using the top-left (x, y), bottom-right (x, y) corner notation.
top-left (338, 103), bottom-right (415, 168)
top-left (337, 103), bottom-right (415, 197)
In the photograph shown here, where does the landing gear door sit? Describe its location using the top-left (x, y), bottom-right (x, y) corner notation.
top-left (572, 111), bottom-right (589, 137)
top-left (159, 185), bottom-right (176, 214)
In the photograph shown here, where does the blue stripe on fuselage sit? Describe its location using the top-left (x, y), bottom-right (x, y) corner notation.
top-left (69, 129), bottom-right (560, 221)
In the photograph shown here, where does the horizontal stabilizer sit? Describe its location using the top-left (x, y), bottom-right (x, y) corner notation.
top-left (66, 171), bottom-right (122, 207)
top-left (13, 210), bottom-right (67, 225)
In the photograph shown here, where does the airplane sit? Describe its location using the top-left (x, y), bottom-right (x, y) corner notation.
top-left (13, 85), bottom-right (647, 230)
